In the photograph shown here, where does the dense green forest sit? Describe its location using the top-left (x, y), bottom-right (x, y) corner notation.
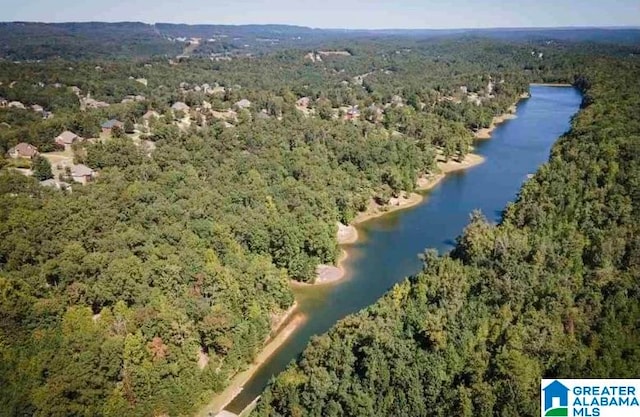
top-left (0, 33), bottom-right (638, 417)
top-left (252, 58), bottom-right (640, 416)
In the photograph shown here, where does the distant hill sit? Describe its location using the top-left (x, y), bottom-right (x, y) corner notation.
top-left (0, 22), bottom-right (638, 60)
top-left (0, 22), bottom-right (181, 60)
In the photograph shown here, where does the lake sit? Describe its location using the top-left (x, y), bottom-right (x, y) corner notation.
top-left (225, 85), bottom-right (583, 414)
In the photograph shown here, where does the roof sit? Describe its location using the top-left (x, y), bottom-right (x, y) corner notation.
top-left (8, 101), bottom-right (25, 109)
top-left (235, 99), bottom-right (251, 108)
top-left (56, 130), bottom-right (79, 144)
top-left (101, 119), bottom-right (122, 129)
top-left (71, 164), bottom-right (95, 177)
top-left (84, 98), bottom-right (110, 108)
top-left (171, 102), bottom-right (190, 111)
top-left (40, 179), bottom-right (58, 187)
top-left (9, 142), bottom-right (38, 157)
top-left (143, 110), bottom-right (160, 119)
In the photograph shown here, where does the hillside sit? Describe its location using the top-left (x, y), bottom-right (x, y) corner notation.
top-left (0, 22), bottom-right (639, 60)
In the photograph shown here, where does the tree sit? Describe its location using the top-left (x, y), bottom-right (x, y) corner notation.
top-left (317, 101), bottom-right (333, 120)
top-left (31, 155), bottom-right (53, 181)
top-left (124, 119), bottom-right (135, 134)
top-left (111, 125), bottom-right (125, 138)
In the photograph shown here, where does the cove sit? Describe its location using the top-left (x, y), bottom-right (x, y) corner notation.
top-left (224, 85), bottom-right (583, 414)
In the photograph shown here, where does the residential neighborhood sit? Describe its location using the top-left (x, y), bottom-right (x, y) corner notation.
top-left (1, 48), bottom-right (504, 199)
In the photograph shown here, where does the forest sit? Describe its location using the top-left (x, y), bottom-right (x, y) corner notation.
top-left (0, 33), bottom-right (638, 417)
top-left (1, 22), bottom-right (639, 60)
top-left (252, 56), bottom-right (640, 416)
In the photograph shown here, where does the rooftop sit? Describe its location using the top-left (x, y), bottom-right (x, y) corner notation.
top-left (101, 119), bottom-right (122, 129)
top-left (71, 164), bottom-right (95, 177)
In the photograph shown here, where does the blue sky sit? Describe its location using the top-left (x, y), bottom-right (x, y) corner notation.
top-left (1, 0), bottom-right (638, 29)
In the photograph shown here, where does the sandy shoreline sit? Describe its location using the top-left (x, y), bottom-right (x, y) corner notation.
top-left (196, 309), bottom-right (306, 417)
top-left (309, 93), bottom-right (529, 286)
top-left (298, 151), bottom-right (487, 288)
top-left (475, 92), bottom-right (529, 139)
top-left (475, 112), bottom-right (517, 139)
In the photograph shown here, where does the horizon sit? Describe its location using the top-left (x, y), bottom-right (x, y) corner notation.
top-left (3, 0), bottom-right (639, 30)
top-left (2, 21), bottom-right (640, 32)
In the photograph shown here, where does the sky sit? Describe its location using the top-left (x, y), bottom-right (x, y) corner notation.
top-left (1, 0), bottom-right (638, 29)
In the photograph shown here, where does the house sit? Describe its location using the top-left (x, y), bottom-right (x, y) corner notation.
top-left (31, 104), bottom-right (44, 113)
top-left (345, 105), bottom-right (360, 120)
top-left (234, 99), bottom-right (251, 109)
top-left (390, 95), bottom-right (404, 106)
top-left (40, 179), bottom-right (70, 190)
top-left (171, 102), bottom-right (190, 112)
top-left (8, 101), bottom-right (25, 109)
top-left (8, 143), bottom-right (38, 159)
top-left (256, 111), bottom-right (270, 120)
top-left (209, 86), bottom-right (225, 95)
top-left (101, 119), bottom-right (123, 134)
top-left (71, 164), bottom-right (95, 184)
top-left (296, 97), bottom-right (310, 108)
top-left (55, 131), bottom-right (81, 149)
top-left (83, 98), bottom-right (110, 109)
top-left (366, 104), bottom-right (384, 122)
top-left (0, 97), bottom-right (7, 107)
top-left (40, 179), bottom-right (59, 188)
top-left (142, 110), bottom-right (160, 121)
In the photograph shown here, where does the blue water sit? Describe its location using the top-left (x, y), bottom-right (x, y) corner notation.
top-left (226, 85), bottom-right (583, 413)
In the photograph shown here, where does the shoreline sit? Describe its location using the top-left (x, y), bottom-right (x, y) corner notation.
top-left (291, 249), bottom-right (350, 287)
top-left (530, 82), bottom-right (573, 87)
top-left (197, 93), bottom-right (522, 416)
top-left (299, 151), bottom-right (487, 288)
top-left (195, 311), bottom-right (307, 417)
top-left (475, 92), bottom-right (529, 139)
top-left (352, 191), bottom-right (424, 225)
